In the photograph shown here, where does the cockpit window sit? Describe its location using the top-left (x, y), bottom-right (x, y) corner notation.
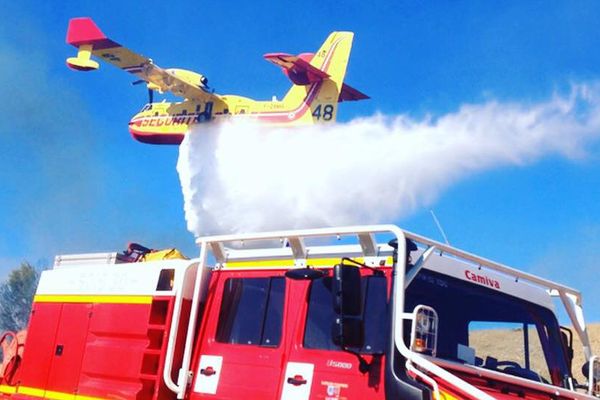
top-left (405, 269), bottom-right (569, 386)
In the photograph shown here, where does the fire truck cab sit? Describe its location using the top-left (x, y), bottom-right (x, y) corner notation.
top-left (1, 225), bottom-right (599, 399)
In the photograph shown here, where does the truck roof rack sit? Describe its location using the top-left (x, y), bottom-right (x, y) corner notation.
top-left (196, 224), bottom-right (581, 301)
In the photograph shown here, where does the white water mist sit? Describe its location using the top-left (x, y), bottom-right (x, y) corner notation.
top-left (177, 84), bottom-right (600, 237)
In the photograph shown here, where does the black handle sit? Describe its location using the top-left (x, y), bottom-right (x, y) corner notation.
top-left (200, 366), bottom-right (216, 376)
top-left (287, 375), bottom-right (307, 386)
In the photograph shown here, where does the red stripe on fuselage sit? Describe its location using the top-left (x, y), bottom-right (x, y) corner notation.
top-left (254, 81), bottom-right (322, 123)
top-left (129, 127), bottom-right (184, 145)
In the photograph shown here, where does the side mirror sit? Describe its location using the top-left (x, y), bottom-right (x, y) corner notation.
top-left (582, 357), bottom-right (600, 396)
top-left (410, 305), bottom-right (439, 357)
top-left (332, 264), bottom-right (364, 348)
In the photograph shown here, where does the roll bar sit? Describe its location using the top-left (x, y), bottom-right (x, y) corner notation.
top-left (161, 224), bottom-right (593, 398)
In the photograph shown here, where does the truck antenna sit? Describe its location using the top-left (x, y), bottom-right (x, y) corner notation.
top-left (430, 209), bottom-right (450, 246)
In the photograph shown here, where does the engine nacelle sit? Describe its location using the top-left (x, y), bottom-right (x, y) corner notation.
top-left (165, 68), bottom-right (208, 89)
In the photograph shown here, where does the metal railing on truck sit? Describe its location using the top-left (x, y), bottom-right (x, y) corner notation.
top-left (161, 224), bottom-right (594, 399)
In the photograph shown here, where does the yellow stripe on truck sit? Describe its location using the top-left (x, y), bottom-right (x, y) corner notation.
top-left (73, 393), bottom-right (108, 400)
top-left (0, 385), bottom-right (17, 394)
top-left (42, 389), bottom-right (76, 400)
top-left (16, 386), bottom-right (46, 397)
top-left (13, 386), bottom-right (106, 400)
top-left (33, 294), bottom-right (153, 304)
top-left (224, 256), bottom-right (393, 269)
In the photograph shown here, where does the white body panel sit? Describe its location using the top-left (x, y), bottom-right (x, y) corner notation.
top-left (280, 362), bottom-right (314, 400)
top-left (36, 259), bottom-right (197, 298)
top-left (193, 355), bottom-right (223, 395)
top-left (422, 252), bottom-right (555, 310)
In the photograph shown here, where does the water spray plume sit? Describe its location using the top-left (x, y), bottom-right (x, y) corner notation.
top-left (177, 84), bottom-right (600, 237)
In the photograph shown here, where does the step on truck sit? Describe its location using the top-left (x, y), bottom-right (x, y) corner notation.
top-left (0, 224), bottom-right (599, 399)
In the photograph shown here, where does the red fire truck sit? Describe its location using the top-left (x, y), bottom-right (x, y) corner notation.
top-left (0, 225), bottom-right (599, 399)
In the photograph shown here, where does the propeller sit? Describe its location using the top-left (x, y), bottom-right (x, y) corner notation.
top-left (132, 79), bottom-right (154, 104)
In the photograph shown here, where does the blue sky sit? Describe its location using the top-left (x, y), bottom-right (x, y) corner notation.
top-left (1, 1), bottom-right (599, 319)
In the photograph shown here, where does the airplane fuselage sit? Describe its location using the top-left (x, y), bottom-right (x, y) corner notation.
top-left (128, 81), bottom-right (332, 144)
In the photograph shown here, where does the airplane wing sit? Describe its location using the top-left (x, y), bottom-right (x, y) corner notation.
top-left (66, 17), bottom-right (224, 105)
top-left (264, 52), bottom-right (369, 102)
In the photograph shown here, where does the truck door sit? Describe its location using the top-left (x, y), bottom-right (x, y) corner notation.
top-left (190, 270), bottom-right (288, 399)
top-left (16, 302), bottom-right (62, 393)
top-left (45, 303), bottom-right (92, 396)
top-left (282, 273), bottom-right (388, 400)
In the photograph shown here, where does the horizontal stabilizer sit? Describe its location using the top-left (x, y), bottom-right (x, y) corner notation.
top-left (339, 83), bottom-right (369, 102)
top-left (264, 52), bottom-right (329, 85)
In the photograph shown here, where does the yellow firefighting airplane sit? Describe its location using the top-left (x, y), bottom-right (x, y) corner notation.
top-left (65, 17), bottom-right (368, 145)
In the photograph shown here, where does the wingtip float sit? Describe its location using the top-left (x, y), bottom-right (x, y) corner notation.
top-left (65, 17), bottom-right (369, 145)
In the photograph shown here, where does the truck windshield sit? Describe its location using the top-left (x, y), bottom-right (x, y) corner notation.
top-left (405, 269), bottom-right (569, 386)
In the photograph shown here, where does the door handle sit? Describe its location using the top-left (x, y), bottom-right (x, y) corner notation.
top-left (287, 374), bottom-right (307, 386)
top-left (200, 366), bottom-right (217, 376)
